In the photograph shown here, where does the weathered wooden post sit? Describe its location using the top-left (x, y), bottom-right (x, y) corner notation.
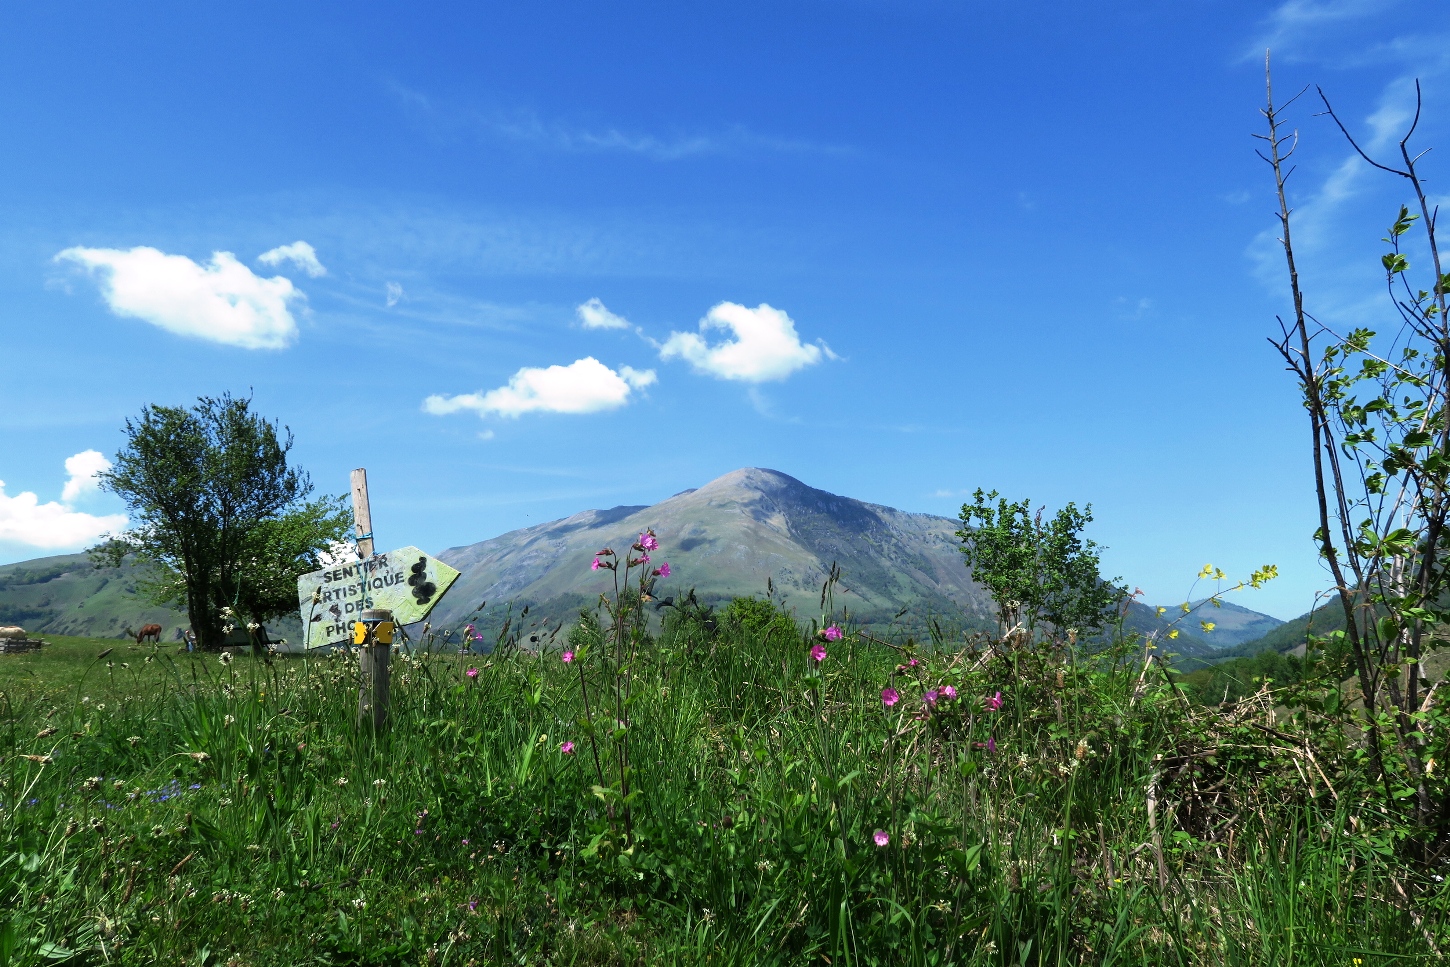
top-left (294, 466), bottom-right (459, 731)
top-left (356, 608), bottom-right (395, 731)
top-left (350, 468), bottom-right (375, 559)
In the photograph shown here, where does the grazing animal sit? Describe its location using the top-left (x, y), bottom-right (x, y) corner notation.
top-left (0, 625), bottom-right (27, 640)
top-left (134, 624), bottom-right (162, 645)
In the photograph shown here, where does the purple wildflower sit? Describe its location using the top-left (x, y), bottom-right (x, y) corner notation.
top-left (561, 741), bottom-right (576, 754)
top-left (881, 687), bottom-right (900, 708)
top-left (873, 829), bottom-right (890, 847)
top-left (653, 562), bottom-right (671, 578)
top-left (823, 625), bottom-right (843, 642)
top-left (639, 532), bottom-right (659, 551)
top-left (810, 643), bottom-right (827, 663)
top-left (466, 667), bottom-right (478, 679)
top-left (562, 650), bottom-right (575, 664)
top-left (942, 685), bottom-right (957, 700)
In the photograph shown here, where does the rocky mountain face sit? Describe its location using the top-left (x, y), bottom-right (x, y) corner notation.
top-left (431, 468), bottom-right (999, 636)
top-left (428, 468), bottom-right (1280, 658)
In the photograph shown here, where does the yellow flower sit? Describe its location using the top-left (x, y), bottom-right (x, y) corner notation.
top-left (1168, 629), bottom-right (1179, 640)
top-left (1201, 621), bottom-right (1216, 633)
top-left (1199, 564), bottom-right (1213, 578)
top-left (1180, 602), bottom-right (1191, 613)
top-left (1156, 607), bottom-right (1166, 617)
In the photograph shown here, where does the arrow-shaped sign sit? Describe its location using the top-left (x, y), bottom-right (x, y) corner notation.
top-left (297, 545), bottom-right (460, 650)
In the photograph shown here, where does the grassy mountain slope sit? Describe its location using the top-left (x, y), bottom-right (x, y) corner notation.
top-left (1207, 602), bottom-right (1346, 662)
top-left (0, 553), bottom-right (184, 639)
top-left (0, 553), bottom-right (302, 644)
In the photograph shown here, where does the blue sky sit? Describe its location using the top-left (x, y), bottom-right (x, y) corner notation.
top-left (2, 0), bottom-right (1446, 620)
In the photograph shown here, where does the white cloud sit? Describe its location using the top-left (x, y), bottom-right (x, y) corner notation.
top-left (385, 281), bottom-right (405, 307)
top-left (60, 449), bottom-right (111, 503)
top-left (1246, 0), bottom-right (1383, 60)
top-left (576, 297), bottom-right (631, 330)
top-left (56, 246), bottom-right (302, 350)
top-left (0, 452), bottom-right (127, 549)
top-left (257, 240), bottom-right (327, 277)
top-left (423, 357), bottom-right (655, 419)
top-left (660, 302), bottom-right (829, 382)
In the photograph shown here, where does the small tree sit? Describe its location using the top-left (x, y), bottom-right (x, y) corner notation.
top-left (93, 393), bottom-right (350, 650)
top-left (956, 489), bottom-right (1124, 641)
top-left (1261, 57), bottom-right (1450, 853)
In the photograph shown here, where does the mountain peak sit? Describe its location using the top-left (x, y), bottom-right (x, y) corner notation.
top-left (431, 468), bottom-right (991, 631)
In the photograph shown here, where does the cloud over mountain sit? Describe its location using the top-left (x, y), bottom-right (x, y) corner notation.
top-left (0, 451), bottom-right (126, 549)
top-left (56, 245), bottom-right (302, 349)
top-left (258, 240), bottom-right (327, 277)
top-left (660, 302), bottom-right (829, 382)
top-left (424, 357), bottom-right (656, 418)
top-left (576, 298), bottom-right (632, 330)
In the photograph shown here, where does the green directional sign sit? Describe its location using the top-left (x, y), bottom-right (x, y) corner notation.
top-left (297, 545), bottom-right (460, 650)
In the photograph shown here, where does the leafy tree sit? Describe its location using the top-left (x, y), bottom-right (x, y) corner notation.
top-left (722, 596), bottom-right (801, 646)
top-left (1261, 62), bottom-right (1450, 847)
top-left (956, 489), bottom-right (1124, 640)
top-left (92, 394), bottom-right (350, 649)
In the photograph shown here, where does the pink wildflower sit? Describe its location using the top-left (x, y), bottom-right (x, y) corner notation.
top-left (908, 657), bottom-right (919, 667)
top-left (560, 741), bottom-right (575, 754)
top-left (810, 643), bottom-right (827, 663)
top-left (638, 532), bottom-right (659, 551)
top-left (639, 553), bottom-right (650, 565)
top-left (986, 691), bottom-right (1003, 712)
top-left (652, 562), bottom-right (671, 578)
top-left (823, 625), bottom-right (843, 642)
top-left (873, 829), bottom-right (890, 847)
top-left (562, 650), bottom-right (575, 664)
top-left (987, 736), bottom-right (996, 754)
top-left (591, 558), bottom-right (602, 571)
top-left (941, 685), bottom-right (957, 700)
top-left (466, 667), bottom-right (478, 679)
top-left (881, 687), bottom-right (900, 708)
top-left (923, 689), bottom-right (939, 707)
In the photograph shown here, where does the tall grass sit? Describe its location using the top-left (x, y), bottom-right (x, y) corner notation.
top-left (0, 605), bottom-right (1443, 965)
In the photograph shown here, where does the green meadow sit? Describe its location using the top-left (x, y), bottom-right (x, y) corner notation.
top-left (1, 609), bottom-right (1445, 966)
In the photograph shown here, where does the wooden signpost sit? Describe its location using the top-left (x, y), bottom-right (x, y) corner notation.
top-left (294, 468), bottom-right (460, 731)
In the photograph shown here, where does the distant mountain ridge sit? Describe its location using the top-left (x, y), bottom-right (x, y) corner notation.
top-left (0, 467), bottom-right (1283, 655)
top-left (431, 467), bottom-right (998, 634)
top-left (428, 468), bottom-right (1282, 656)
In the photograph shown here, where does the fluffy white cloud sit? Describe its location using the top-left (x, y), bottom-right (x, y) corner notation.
top-left (423, 357), bottom-right (655, 419)
top-left (576, 297), bottom-right (631, 330)
top-left (660, 302), bottom-right (828, 382)
top-left (385, 281), bottom-right (405, 307)
top-left (60, 450), bottom-right (111, 503)
top-left (258, 240), bottom-right (327, 277)
top-left (0, 452), bottom-right (127, 549)
top-left (55, 246), bottom-right (302, 349)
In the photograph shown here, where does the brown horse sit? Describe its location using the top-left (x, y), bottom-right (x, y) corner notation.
top-left (133, 624), bottom-right (162, 645)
